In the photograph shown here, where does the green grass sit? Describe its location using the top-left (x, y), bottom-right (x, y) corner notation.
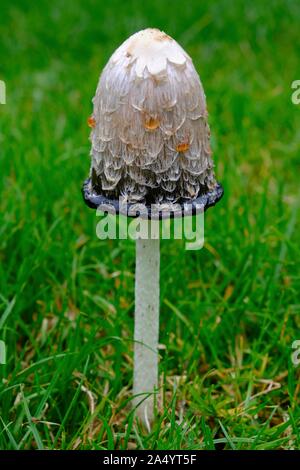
top-left (0, 0), bottom-right (300, 450)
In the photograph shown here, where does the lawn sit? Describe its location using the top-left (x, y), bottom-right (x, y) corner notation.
top-left (0, 0), bottom-right (300, 450)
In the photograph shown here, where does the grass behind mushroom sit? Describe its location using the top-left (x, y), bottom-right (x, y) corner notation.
top-left (0, 0), bottom-right (300, 450)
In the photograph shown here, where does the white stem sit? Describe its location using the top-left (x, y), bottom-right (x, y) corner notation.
top-left (133, 235), bottom-right (160, 429)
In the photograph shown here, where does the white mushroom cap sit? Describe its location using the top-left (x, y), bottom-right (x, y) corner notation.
top-left (90, 28), bottom-right (216, 203)
top-left (110, 29), bottom-right (187, 77)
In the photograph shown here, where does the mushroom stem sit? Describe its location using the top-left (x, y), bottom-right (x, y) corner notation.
top-left (133, 235), bottom-right (160, 429)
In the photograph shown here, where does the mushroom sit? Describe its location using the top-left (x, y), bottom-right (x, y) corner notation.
top-left (83, 28), bottom-right (223, 429)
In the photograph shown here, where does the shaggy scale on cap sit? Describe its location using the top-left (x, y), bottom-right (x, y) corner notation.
top-left (89, 28), bottom-right (217, 204)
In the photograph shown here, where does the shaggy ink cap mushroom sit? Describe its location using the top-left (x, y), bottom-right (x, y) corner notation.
top-left (82, 29), bottom-right (224, 428)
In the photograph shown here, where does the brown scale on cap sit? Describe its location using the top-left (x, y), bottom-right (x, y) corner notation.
top-left (143, 115), bottom-right (160, 131)
top-left (176, 142), bottom-right (190, 153)
top-left (87, 116), bottom-right (96, 128)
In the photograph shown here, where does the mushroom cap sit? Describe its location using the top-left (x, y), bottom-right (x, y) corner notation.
top-left (89, 28), bottom-right (217, 204)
